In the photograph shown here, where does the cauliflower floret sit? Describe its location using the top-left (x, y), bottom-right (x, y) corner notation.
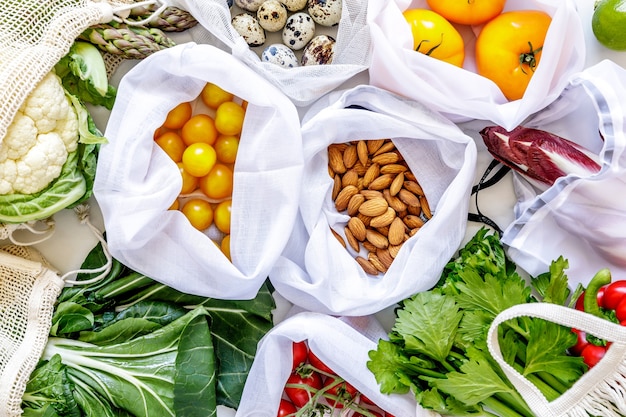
top-left (0, 71), bottom-right (79, 195)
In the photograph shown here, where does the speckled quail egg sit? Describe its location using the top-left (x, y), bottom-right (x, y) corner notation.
top-left (282, 12), bottom-right (316, 50)
top-left (232, 13), bottom-right (266, 46)
top-left (257, 0), bottom-right (288, 32)
top-left (261, 43), bottom-right (300, 68)
top-left (235, 0), bottom-right (266, 12)
top-left (279, 0), bottom-right (307, 12)
top-left (307, 0), bottom-right (342, 27)
top-left (301, 34), bottom-right (335, 65)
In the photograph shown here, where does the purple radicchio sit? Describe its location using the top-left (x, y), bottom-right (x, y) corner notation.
top-left (479, 125), bottom-right (601, 189)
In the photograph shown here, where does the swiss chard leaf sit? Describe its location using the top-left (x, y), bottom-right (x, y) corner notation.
top-left (21, 355), bottom-right (78, 416)
top-left (49, 301), bottom-right (94, 336)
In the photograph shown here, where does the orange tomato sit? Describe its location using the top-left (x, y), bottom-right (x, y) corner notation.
top-left (199, 163), bottom-right (234, 200)
top-left (214, 135), bottom-right (240, 164)
top-left (403, 9), bottom-right (465, 67)
top-left (475, 10), bottom-right (552, 101)
top-left (155, 131), bottom-right (186, 162)
top-left (201, 83), bottom-right (234, 109)
top-left (221, 234), bottom-right (231, 260)
top-left (181, 114), bottom-right (218, 146)
top-left (214, 199), bottom-right (232, 234)
top-left (426, 0), bottom-right (505, 26)
top-left (177, 162), bottom-right (199, 194)
top-left (182, 143), bottom-right (217, 177)
top-left (181, 198), bottom-right (214, 230)
top-left (163, 102), bottom-right (192, 129)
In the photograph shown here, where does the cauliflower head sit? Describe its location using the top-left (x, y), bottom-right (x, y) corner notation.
top-left (0, 71), bottom-right (79, 195)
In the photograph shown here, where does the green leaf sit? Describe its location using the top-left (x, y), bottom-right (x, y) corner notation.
top-left (531, 256), bottom-right (571, 305)
top-left (417, 388), bottom-right (485, 416)
top-left (21, 355), bottom-right (78, 416)
top-left (50, 301), bottom-right (94, 336)
top-left (367, 339), bottom-right (413, 395)
top-left (79, 317), bottom-right (161, 345)
top-left (393, 291), bottom-right (463, 364)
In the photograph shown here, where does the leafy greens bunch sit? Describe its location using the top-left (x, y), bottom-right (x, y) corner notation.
top-left (367, 227), bottom-right (587, 417)
top-left (21, 242), bottom-right (275, 417)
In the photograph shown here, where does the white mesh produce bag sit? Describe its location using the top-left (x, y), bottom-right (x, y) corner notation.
top-left (498, 60), bottom-right (626, 289)
top-left (367, 0), bottom-right (585, 130)
top-left (93, 42), bottom-right (304, 300)
top-left (165, 0), bottom-right (371, 107)
top-left (269, 85), bottom-right (477, 316)
top-left (235, 310), bottom-right (420, 417)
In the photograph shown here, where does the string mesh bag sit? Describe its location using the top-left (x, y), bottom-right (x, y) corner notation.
top-left (0, 204), bottom-right (112, 417)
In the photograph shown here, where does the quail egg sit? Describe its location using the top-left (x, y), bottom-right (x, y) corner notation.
top-left (280, 0), bottom-right (307, 12)
top-left (232, 13), bottom-right (266, 46)
top-left (235, 0), bottom-right (266, 12)
top-left (301, 34), bottom-right (335, 65)
top-left (282, 12), bottom-right (316, 50)
top-left (257, 0), bottom-right (288, 32)
top-left (261, 43), bottom-right (300, 68)
top-left (307, 0), bottom-right (342, 27)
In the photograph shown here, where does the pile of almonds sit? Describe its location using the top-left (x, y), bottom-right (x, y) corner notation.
top-left (328, 139), bottom-right (432, 275)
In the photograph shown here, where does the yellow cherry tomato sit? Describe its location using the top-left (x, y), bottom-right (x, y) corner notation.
top-left (182, 142), bottom-right (217, 177)
top-left (403, 8), bottom-right (465, 67)
top-left (181, 198), bottom-right (214, 230)
top-left (163, 101), bottom-right (192, 130)
top-left (475, 10), bottom-right (552, 101)
top-left (214, 199), bottom-right (232, 234)
top-left (199, 163), bottom-right (234, 200)
top-left (221, 234), bottom-right (231, 260)
top-left (181, 114), bottom-right (218, 146)
top-left (426, 0), bottom-right (505, 26)
top-left (177, 162), bottom-right (199, 194)
top-left (168, 199), bottom-right (180, 210)
top-left (201, 83), bottom-right (234, 109)
top-left (155, 131), bottom-right (186, 162)
top-left (214, 135), bottom-right (240, 164)
top-left (215, 101), bottom-right (245, 136)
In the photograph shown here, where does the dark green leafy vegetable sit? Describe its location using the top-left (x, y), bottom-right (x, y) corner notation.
top-left (367, 227), bottom-right (587, 417)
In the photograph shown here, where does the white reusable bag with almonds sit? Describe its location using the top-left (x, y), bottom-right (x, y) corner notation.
top-left (165, 0), bottom-right (371, 107)
top-left (269, 85), bottom-right (477, 316)
top-left (93, 43), bottom-right (303, 300)
top-left (367, 0), bottom-right (585, 130)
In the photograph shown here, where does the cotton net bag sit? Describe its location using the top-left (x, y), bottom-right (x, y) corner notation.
top-left (161, 0), bottom-right (370, 107)
top-left (499, 60), bottom-right (626, 290)
top-left (235, 309), bottom-right (420, 417)
top-left (94, 42), bottom-right (304, 300)
top-left (367, 0), bottom-right (585, 131)
top-left (269, 85), bottom-right (477, 316)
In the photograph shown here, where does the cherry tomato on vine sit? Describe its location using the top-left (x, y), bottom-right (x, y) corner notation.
top-left (403, 8), bottom-right (465, 67)
top-left (284, 371), bottom-right (323, 408)
top-left (308, 350), bottom-right (334, 375)
top-left (426, 0), bottom-right (505, 25)
top-left (323, 377), bottom-right (358, 408)
top-left (581, 343), bottom-right (608, 368)
top-left (602, 280), bottom-right (626, 310)
top-left (475, 10), bottom-right (552, 101)
top-left (292, 341), bottom-right (308, 370)
top-left (163, 101), bottom-right (192, 129)
top-left (277, 398), bottom-right (297, 417)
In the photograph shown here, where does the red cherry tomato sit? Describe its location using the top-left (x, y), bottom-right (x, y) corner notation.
top-left (603, 280), bottom-right (626, 310)
top-left (322, 377), bottom-right (358, 408)
top-left (277, 399), bottom-right (297, 417)
top-left (292, 341), bottom-right (308, 370)
top-left (284, 371), bottom-right (323, 408)
top-left (308, 350), bottom-right (334, 375)
top-left (569, 328), bottom-right (588, 356)
top-left (581, 344), bottom-right (607, 368)
top-left (616, 298), bottom-right (626, 323)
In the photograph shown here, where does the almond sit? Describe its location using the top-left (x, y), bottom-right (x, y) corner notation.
top-left (341, 169), bottom-right (359, 188)
top-left (388, 217), bottom-right (406, 246)
top-left (368, 252), bottom-right (388, 273)
top-left (362, 163), bottom-right (380, 188)
top-left (348, 216), bottom-right (367, 241)
top-left (347, 193), bottom-right (365, 216)
top-left (362, 240), bottom-right (378, 252)
top-left (383, 189), bottom-right (407, 213)
top-left (330, 227), bottom-right (346, 248)
top-left (404, 171), bottom-right (417, 182)
top-left (357, 140), bottom-right (369, 166)
top-left (371, 152), bottom-right (400, 165)
top-left (343, 144), bottom-right (358, 169)
top-left (388, 243), bottom-right (402, 258)
top-left (420, 195), bottom-right (432, 219)
top-left (331, 174), bottom-right (341, 200)
top-left (360, 189), bottom-right (384, 200)
top-left (368, 173), bottom-right (394, 191)
top-left (328, 145), bottom-right (346, 174)
top-left (380, 163), bottom-right (408, 175)
top-left (403, 214), bottom-right (425, 230)
top-left (370, 207), bottom-right (396, 228)
top-left (344, 226), bottom-right (360, 253)
top-left (366, 229), bottom-right (389, 249)
top-left (356, 213), bottom-right (372, 227)
top-left (352, 161), bottom-right (368, 176)
top-left (407, 204), bottom-right (422, 216)
top-left (398, 188), bottom-right (421, 207)
top-left (376, 248), bottom-right (394, 269)
top-left (359, 197), bottom-right (388, 217)
top-left (404, 180), bottom-right (424, 196)
top-left (389, 172), bottom-right (404, 196)
top-left (334, 185), bottom-right (359, 212)
top-left (366, 139), bottom-right (386, 155)
top-left (356, 256), bottom-right (379, 275)
top-left (372, 140), bottom-right (396, 156)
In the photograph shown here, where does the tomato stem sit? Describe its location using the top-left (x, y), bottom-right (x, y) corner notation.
top-left (519, 42), bottom-right (542, 74)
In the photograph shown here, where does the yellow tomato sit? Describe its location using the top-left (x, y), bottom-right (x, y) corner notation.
top-left (214, 135), bottom-right (240, 164)
top-left (199, 163), bottom-right (234, 200)
top-left (177, 162), bottom-right (199, 194)
top-left (215, 101), bottom-right (245, 136)
top-left (182, 142), bottom-right (217, 177)
top-left (181, 114), bottom-right (218, 146)
top-left (475, 10), bottom-right (552, 101)
top-left (201, 83), bottom-right (234, 109)
top-left (403, 8), bottom-right (465, 67)
top-left (221, 234), bottom-right (231, 260)
top-left (163, 101), bottom-right (192, 130)
top-left (214, 199), bottom-right (232, 234)
top-left (426, 0), bottom-right (505, 26)
top-left (181, 198), bottom-right (214, 230)
top-left (155, 131), bottom-right (186, 162)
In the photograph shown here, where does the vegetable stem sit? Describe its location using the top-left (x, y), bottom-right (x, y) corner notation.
top-left (584, 268), bottom-right (612, 318)
top-left (482, 396), bottom-right (528, 417)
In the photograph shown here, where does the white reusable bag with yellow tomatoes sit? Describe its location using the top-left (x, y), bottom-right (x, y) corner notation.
top-left (235, 310), bottom-right (419, 417)
top-left (269, 84), bottom-right (477, 316)
top-left (167, 0), bottom-right (371, 107)
top-left (494, 60), bottom-right (626, 289)
top-left (367, 0), bottom-right (586, 130)
top-left (93, 42), bottom-right (304, 300)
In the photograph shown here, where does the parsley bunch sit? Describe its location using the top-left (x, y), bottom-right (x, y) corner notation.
top-left (367, 228), bottom-right (586, 417)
